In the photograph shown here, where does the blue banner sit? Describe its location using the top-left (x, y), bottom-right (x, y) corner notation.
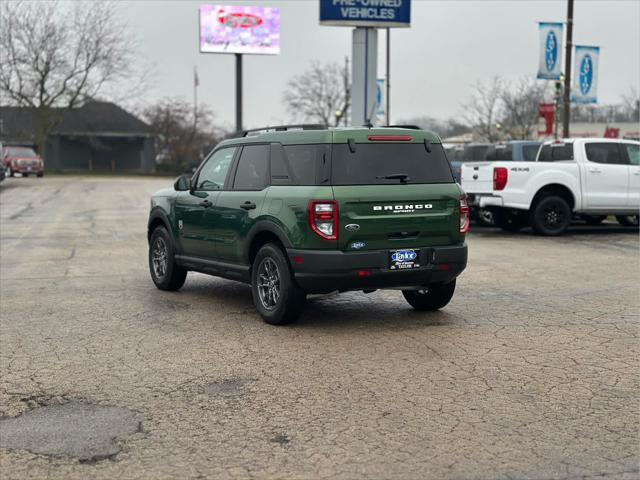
top-left (537, 22), bottom-right (563, 80)
top-left (572, 46), bottom-right (600, 104)
top-left (320, 0), bottom-right (411, 28)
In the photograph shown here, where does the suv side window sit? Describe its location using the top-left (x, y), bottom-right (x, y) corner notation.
top-left (195, 147), bottom-right (236, 190)
top-left (585, 143), bottom-right (627, 165)
top-left (623, 143), bottom-right (640, 165)
top-left (233, 144), bottom-right (269, 190)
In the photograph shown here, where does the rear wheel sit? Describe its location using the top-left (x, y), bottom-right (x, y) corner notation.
top-left (251, 243), bottom-right (306, 325)
top-left (616, 215), bottom-right (639, 227)
top-left (149, 226), bottom-right (187, 291)
top-left (402, 280), bottom-right (456, 311)
top-left (531, 195), bottom-right (571, 236)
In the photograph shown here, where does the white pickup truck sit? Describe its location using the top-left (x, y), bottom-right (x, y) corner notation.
top-left (461, 138), bottom-right (640, 235)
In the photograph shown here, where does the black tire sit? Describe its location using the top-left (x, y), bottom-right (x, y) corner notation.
top-left (21, 172), bottom-right (28, 177)
top-left (530, 195), bottom-right (571, 236)
top-left (149, 226), bottom-right (187, 291)
top-left (251, 243), bottom-right (306, 325)
top-left (37, 172), bottom-right (44, 178)
top-left (402, 280), bottom-right (456, 311)
top-left (582, 215), bottom-right (606, 225)
top-left (494, 209), bottom-right (526, 233)
top-left (616, 215), bottom-right (639, 227)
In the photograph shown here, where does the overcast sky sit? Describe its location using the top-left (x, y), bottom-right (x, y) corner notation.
top-left (117, 0), bottom-right (640, 128)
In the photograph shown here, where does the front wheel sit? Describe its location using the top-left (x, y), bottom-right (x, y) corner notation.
top-left (530, 195), bottom-right (571, 236)
top-left (402, 280), bottom-right (456, 311)
top-left (251, 243), bottom-right (306, 325)
top-left (616, 215), bottom-right (639, 227)
top-left (149, 226), bottom-right (187, 291)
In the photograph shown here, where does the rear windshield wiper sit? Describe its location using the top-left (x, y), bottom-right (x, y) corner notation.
top-left (376, 173), bottom-right (410, 184)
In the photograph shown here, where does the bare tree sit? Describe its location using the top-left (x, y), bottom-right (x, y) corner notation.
top-left (501, 78), bottom-right (550, 139)
top-left (463, 77), bottom-right (504, 142)
top-left (143, 98), bottom-right (220, 173)
top-left (0, 1), bottom-right (142, 153)
top-left (621, 86), bottom-right (640, 122)
top-left (283, 61), bottom-right (350, 127)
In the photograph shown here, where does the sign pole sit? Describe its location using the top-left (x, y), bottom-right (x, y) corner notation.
top-left (562, 0), bottom-right (574, 138)
top-left (235, 53), bottom-right (243, 132)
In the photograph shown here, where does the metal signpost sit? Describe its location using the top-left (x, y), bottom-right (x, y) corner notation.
top-left (199, 5), bottom-right (281, 132)
top-left (320, 0), bottom-right (411, 126)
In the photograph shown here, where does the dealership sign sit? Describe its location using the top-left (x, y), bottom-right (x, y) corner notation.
top-left (536, 22), bottom-right (563, 80)
top-left (571, 45), bottom-right (600, 104)
top-left (199, 5), bottom-right (280, 55)
top-left (320, 0), bottom-right (411, 28)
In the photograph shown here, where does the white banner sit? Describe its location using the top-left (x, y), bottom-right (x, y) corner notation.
top-left (572, 46), bottom-right (600, 104)
top-left (537, 22), bottom-right (563, 80)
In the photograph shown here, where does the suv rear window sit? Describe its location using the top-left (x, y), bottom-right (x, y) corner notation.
top-left (538, 143), bottom-right (574, 162)
top-left (331, 143), bottom-right (453, 185)
top-left (485, 145), bottom-right (513, 161)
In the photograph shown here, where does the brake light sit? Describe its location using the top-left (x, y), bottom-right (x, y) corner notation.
top-left (308, 200), bottom-right (338, 240)
top-left (493, 167), bottom-right (508, 191)
top-left (459, 196), bottom-right (470, 234)
top-left (367, 135), bottom-right (412, 141)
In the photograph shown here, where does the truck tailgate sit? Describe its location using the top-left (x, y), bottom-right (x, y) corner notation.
top-left (461, 162), bottom-right (494, 194)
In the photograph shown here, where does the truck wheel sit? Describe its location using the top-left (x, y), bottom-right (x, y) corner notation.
top-left (531, 195), bottom-right (571, 236)
top-left (37, 172), bottom-right (44, 178)
top-left (402, 280), bottom-right (456, 311)
top-left (582, 214), bottom-right (606, 225)
top-left (149, 226), bottom-right (187, 291)
top-left (251, 243), bottom-right (306, 325)
top-left (616, 215), bottom-right (639, 227)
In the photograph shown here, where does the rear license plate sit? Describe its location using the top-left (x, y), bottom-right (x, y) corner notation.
top-left (390, 249), bottom-right (420, 270)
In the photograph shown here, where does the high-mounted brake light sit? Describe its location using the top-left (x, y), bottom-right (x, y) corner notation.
top-left (308, 200), bottom-right (338, 240)
top-left (367, 135), bottom-right (413, 141)
top-left (459, 196), bottom-right (470, 234)
top-left (493, 167), bottom-right (508, 191)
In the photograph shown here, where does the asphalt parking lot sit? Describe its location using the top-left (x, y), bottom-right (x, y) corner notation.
top-left (0, 176), bottom-right (638, 480)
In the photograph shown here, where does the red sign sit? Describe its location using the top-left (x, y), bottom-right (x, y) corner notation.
top-left (603, 127), bottom-right (620, 138)
top-left (538, 103), bottom-right (556, 135)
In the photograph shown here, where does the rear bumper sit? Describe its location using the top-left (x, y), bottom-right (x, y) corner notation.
top-left (467, 193), bottom-right (503, 209)
top-left (287, 244), bottom-right (467, 294)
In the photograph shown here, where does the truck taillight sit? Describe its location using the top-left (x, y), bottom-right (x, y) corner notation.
top-left (493, 167), bottom-right (508, 191)
top-left (459, 196), bottom-right (470, 234)
top-left (308, 200), bottom-right (338, 240)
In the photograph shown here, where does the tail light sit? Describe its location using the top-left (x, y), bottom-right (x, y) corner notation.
top-left (493, 167), bottom-right (508, 191)
top-left (459, 196), bottom-right (470, 234)
top-left (308, 200), bottom-right (338, 240)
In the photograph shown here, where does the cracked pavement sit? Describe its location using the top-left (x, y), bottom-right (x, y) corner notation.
top-left (0, 176), bottom-right (638, 479)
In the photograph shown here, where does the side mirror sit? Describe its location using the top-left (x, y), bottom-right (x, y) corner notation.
top-left (174, 174), bottom-right (192, 191)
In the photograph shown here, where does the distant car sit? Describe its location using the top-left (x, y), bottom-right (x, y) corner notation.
top-left (1, 146), bottom-right (44, 177)
top-left (448, 143), bottom-right (491, 183)
top-left (484, 141), bottom-right (542, 162)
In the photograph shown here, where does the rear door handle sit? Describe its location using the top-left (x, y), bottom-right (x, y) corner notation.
top-left (588, 169), bottom-right (601, 174)
top-left (199, 200), bottom-right (212, 208)
top-left (240, 201), bottom-right (256, 210)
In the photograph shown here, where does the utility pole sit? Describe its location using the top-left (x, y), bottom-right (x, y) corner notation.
top-left (562, 0), bottom-right (574, 138)
top-left (235, 54), bottom-right (243, 132)
top-left (386, 28), bottom-right (390, 125)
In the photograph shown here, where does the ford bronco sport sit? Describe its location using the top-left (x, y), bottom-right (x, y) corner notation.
top-left (148, 126), bottom-right (469, 325)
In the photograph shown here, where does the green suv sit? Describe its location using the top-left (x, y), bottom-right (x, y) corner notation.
top-left (147, 126), bottom-right (469, 325)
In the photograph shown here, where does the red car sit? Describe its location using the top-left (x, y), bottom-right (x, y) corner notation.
top-left (1, 146), bottom-right (44, 177)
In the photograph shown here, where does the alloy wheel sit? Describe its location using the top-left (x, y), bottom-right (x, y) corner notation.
top-left (151, 237), bottom-right (168, 279)
top-left (257, 258), bottom-right (281, 310)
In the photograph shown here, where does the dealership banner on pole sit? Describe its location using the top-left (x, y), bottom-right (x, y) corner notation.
top-left (571, 45), bottom-right (600, 104)
top-left (537, 22), bottom-right (563, 80)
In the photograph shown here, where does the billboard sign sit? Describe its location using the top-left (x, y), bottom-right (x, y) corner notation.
top-left (199, 5), bottom-right (280, 55)
top-left (571, 45), bottom-right (600, 104)
top-left (536, 22), bottom-right (563, 80)
top-left (320, 0), bottom-right (411, 28)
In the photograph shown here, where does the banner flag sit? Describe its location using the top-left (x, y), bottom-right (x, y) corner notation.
top-left (572, 46), bottom-right (600, 104)
top-left (376, 79), bottom-right (385, 116)
top-left (537, 22), bottom-right (563, 80)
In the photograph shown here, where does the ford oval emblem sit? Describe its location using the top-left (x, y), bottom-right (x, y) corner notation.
top-left (579, 54), bottom-right (593, 95)
top-left (545, 30), bottom-right (557, 72)
top-left (345, 223), bottom-right (360, 232)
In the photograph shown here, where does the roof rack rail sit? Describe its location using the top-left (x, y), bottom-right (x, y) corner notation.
top-left (230, 124), bottom-right (326, 138)
top-left (383, 125), bottom-right (423, 130)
